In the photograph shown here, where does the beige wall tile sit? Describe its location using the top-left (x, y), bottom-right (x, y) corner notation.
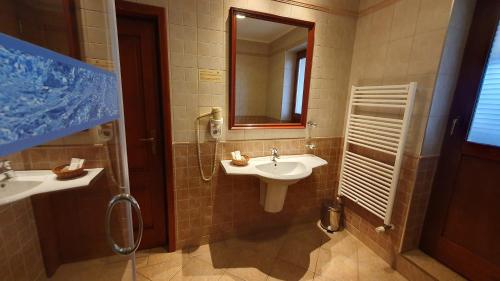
top-left (390, 0), bottom-right (420, 41)
top-left (84, 10), bottom-right (107, 28)
top-left (415, 0), bottom-right (453, 34)
top-left (383, 37), bottom-right (412, 79)
top-left (367, 4), bottom-right (394, 45)
top-left (358, 0), bottom-right (386, 11)
top-left (249, 0), bottom-right (293, 18)
top-left (407, 29), bottom-right (447, 76)
top-left (353, 13), bottom-right (372, 49)
top-left (82, 0), bottom-right (107, 11)
top-left (363, 43), bottom-right (388, 80)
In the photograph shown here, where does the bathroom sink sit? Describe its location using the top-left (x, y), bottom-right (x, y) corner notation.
top-left (221, 154), bottom-right (327, 212)
top-left (0, 180), bottom-right (43, 199)
top-left (0, 169), bottom-right (104, 206)
top-left (255, 161), bottom-right (309, 184)
top-left (220, 154), bottom-right (326, 180)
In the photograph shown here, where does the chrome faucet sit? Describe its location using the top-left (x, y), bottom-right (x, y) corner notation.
top-left (0, 160), bottom-right (15, 182)
top-left (271, 147), bottom-right (280, 164)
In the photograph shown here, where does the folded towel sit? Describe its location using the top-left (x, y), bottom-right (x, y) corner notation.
top-left (235, 151), bottom-right (242, 160)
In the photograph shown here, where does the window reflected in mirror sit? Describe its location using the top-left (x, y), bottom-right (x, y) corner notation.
top-left (230, 8), bottom-right (314, 129)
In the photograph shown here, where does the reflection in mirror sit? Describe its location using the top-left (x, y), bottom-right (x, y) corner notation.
top-left (230, 8), bottom-right (314, 128)
top-left (0, 0), bottom-right (80, 58)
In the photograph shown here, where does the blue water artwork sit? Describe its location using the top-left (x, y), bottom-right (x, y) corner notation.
top-left (0, 33), bottom-right (119, 156)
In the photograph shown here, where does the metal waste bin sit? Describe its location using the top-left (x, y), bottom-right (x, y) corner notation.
top-left (320, 200), bottom-right (342, 232)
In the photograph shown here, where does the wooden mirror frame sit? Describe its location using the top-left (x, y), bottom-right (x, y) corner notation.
top-left (229, 7), bottom-right (315, 129)
top-left (63, 0), bottom-right (81, 59)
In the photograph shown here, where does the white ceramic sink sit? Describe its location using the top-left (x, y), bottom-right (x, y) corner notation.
top-left (0, 169), bottom-right (104, 206)
top-left (221, 154), bottom-right (327, 212)
top-left (0, 180), bottom-right (43, 198)
top-left (254, 161), bottom-right (309, 184)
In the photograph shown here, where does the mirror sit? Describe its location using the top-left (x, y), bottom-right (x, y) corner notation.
top-left (0, 0), bottom-right (80, 59)
top-left (229, 8), bottom-right (315, 129)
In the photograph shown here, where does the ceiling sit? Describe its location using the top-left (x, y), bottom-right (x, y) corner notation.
top-left (236, 17), bottom-right (298, 43)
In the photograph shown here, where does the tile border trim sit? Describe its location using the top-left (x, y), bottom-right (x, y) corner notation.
top-left (271, 0), bottom-right (401, 18)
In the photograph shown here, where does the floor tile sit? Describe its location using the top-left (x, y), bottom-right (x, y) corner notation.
top-left (46, 224), bottom-right (409, 281)
top-left (403, 250), bottom-right (466, 281)
top-left (186, 241), bottom-right (236, 269)
top-left (312, 274), bottom-right (335, 281)
top-left (358, 245), bottom-right (405, 281)
top-left (98, 260), bottom-right (135, 281)
top-left (170, 257), bottom-right (225, 281)
top-left (136, 260), bottom-right (184, 281)
top-left (146, 249), bottom-right (190, 267)
top-left (283, 225), bottom-right (326, 248)
top-left (225, 248), bottom-right (273, 281)
top-left (219, 273), bottom-right (246, 281)
top-left (276, 240), bottom-right (320, 272)
top-left (320, 230), bottom-right (358, 252)
top-left (267, 260), bottom-right (315, 281)
top-left (315, 246), bottom-right (358, 281)
top-left (135, 256), bottom-right (150, 268)
top-left (48, 259), bottom-right (105, 281)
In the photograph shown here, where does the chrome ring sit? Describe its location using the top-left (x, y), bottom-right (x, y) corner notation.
top-left (105, 193), bottom-right (143, 255)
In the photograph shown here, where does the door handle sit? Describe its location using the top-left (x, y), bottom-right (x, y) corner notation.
top-left (449, 117), bottom-right (460, 136)
top-left (105, 193), bottom-right (143, 256)
top-left (139, 137), bottom-right (156, 154)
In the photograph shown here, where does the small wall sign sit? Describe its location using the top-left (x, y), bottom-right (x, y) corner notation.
top-left (199, 69), bottom-right (224, 83)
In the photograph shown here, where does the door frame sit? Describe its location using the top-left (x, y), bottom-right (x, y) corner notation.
top-left (420, 0), bottom-right (500, 279)
top-left (115, 0), bottom-right (176, 252)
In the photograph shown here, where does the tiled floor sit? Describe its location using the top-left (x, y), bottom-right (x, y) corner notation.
top-left (49, 222), bottom-right (406, 281)
top-left (403, 250), bottom-right (465, 281)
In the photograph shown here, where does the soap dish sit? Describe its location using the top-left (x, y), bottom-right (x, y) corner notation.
top-left (231, 155), bottom-right (250, 166)
top-left (52, 165), bottom-right (87, 180)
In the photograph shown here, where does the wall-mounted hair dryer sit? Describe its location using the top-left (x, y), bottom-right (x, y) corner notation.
top-left (92, 124), bottom-right (114, 142)
top-left (196, 107), bottom-right (223, 181)
top-left (197, 107), bottom-right (223, 139)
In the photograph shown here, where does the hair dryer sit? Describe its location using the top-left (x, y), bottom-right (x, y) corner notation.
top-left (197, 107), bottom-right (223, 139)
top-left (196, 107), bottom-right (223, 181)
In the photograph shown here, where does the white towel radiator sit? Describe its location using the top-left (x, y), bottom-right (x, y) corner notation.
top-left (338, 82), bottom-right (417, 230)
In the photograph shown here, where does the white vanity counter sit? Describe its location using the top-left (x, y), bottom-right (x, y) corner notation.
top-left (0, 168), bottom-right (104, 206)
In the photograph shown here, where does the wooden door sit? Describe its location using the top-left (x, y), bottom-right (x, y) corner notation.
top-left (117, 14), bottom-right (167, 249)
top-left (420, 1), bottom-right (500, 280)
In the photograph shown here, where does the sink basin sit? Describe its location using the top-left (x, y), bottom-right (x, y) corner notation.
top-left (255, 161), bottom-right (309, 184)
top-left (221, 154), bottom-right (327, 212)
top-left (0, 169), bottom-right (104, 206)
top-left (0, 180), bottom-right (43, 199)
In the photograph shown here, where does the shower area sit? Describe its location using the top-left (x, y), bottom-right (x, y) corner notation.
top-left (0, 0), bottom-right (142, 280)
